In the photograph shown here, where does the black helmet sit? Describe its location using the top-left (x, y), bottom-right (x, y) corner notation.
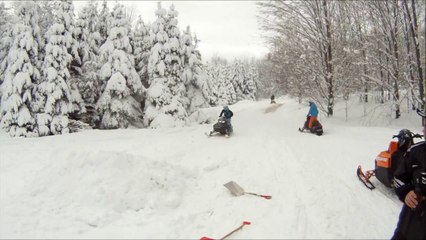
top-left (417, 108), bottom-right (425, 118)
top-left (396, 129), bottom-right (413, 150)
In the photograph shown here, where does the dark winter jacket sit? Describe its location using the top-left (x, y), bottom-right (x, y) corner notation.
top-left (219, 109), bottom-right (233, 119)
top-left (392, 141), bottom-right (426, 240)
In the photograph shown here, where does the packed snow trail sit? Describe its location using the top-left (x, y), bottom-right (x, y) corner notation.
top-left (194, 99), bottom-right (401, 239)
top-left (1, 97), bottom-right (416, 239)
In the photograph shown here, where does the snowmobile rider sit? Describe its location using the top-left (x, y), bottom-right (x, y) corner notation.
top-left (300, 101), bottom-right (318, 131)
top-left (219, 105), bottom-right (233, 133)
top-left (390, 129), bottom-right (415, 174)
top-left (391, 108), bottom-right (426, 240)
top-left (307, 101), bottom-right (319, 128)
top-left (270, 94), bottom-right (276, 104)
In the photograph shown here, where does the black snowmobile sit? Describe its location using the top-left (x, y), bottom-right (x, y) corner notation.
top-left (207, 117), bottom-right (233, 137)
top-left (357, 129), bottom-right (423, 190)
top-left (298, 116), bottom-right (323, 136)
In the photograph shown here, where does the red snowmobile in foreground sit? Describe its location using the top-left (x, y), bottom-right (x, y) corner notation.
top-left (357, 129), bottom-right (423, 190)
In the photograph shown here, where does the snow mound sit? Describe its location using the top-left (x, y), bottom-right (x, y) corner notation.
top-left (26, 151), bottom-right (193, 228)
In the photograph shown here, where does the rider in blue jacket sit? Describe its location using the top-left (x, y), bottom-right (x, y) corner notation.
top-left (307, 101), bottom-right (319, 129)
top-left (300, 101), bottom-right (318, 132)
top-left (307, 101), bottom-right (318, 118)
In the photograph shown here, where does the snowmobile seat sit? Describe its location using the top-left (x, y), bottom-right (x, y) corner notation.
top-left (310, 120), bottom-right (323, 136)
top-left (388, 141), bottom-right (398, 155)
top-left (374, 141), bottom-right (398, 188)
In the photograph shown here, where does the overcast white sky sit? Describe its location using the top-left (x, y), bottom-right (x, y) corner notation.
top-left (74, 1), bottom-right (269, 61)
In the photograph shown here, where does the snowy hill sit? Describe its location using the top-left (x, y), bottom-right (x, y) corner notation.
top-left (0, 96), bottom-right (423, 239)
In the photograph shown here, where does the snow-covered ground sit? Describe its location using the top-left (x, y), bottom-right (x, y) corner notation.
top-left (0, 96), bottom-right (424, 239)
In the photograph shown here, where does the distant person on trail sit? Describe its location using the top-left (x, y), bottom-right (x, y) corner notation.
top-left (391, 108), bottom-right (426, 240)
top-left (219, 105), bottom-right (233, 134)
top-left (299, 101), bottom-right (318, 131)
top-left (270, 94), bottom-right (276, 104)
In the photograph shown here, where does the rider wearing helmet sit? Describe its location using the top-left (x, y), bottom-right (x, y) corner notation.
top-left (391, 129), bottom-right (415, 174)
top-left (392, 109), bottom-right (426, 240)
top-left (219, 105), bottom-right (233, 134)
top-left (300, 101), bottom-right (319, 132)
top-left (396, 129), bottom-right (414, 152)
top-left (307, 101), bottom-right (319, 129)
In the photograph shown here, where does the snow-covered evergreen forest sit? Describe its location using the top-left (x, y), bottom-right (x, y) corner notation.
top-left (0, 0), bottom-right (425, 138)
top-left (0, 0), bottom-right (259, 137)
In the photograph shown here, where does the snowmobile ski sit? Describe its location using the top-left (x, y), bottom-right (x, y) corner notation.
top-left (206, 131), bottom-right (231, 138)
top-left (357, 165), bottom-right (375, 190)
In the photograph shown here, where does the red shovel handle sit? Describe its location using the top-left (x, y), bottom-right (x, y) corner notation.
top-left (260, 195), bottom-right (272, 199)
top-left (202, 221), bottom-right (251, 240)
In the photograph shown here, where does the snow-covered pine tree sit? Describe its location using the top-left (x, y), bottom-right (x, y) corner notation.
top-left (144, 2), bottom-right (187, 128)
top-left (0, 2), bottom-right (14, 88)
top-left (205, 63), bottom-right (220, 106)
top-left (133, 15), bottom-right (152, 88)
top-left (243, 60), bottom-right (258, 100)
top-left (230, 60), bottom-right (246, 101)
top-left (145, 2), bottom-right (170, 127)
top-left (54, 0), bottom-right (85, 117)
top-left (97, 2), bottom-right (144, 129)
top-left (31, 1), bottom-right (54, 90)
top-left (97, 0), bottom-right (111, 45)
top-left (218, 63), bottom-right (237, 105)
top-left (34, 0), bottom-right (81, 136)
top-left (75, 0), bottom-right (100, 68)
top-left (54, 0), bottom-right (80, 69)
top-left (37, 1), bottom-right (55, 36)
top-left (165, 4), bottom-right (184, 76)
top-left (181, 26), bottom-right (210, 113)
top-left (230, 59), bottom-right (258, 101)
top-left (164, 4), bottom-right (188, 122)
top-left (205, 61), bottom-right (234, 106)
top-left (0, 1), bottom-right (42, 137)
top-left (0, 3), bottom-right (14, 114)
top-left (74, 0), bottom-right (102, 125)
top-left (0, 2), bottom-right (10, 59)
top-left (37, 1), bottom-right (54, 53)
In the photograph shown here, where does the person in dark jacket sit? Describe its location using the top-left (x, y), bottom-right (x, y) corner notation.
top-left (390, 129), bottom-right (415, 175)
top-left (270, 94), bottom-right (276, 104)
top-left (219, 105), bottom-right (233, 135)
top-left (392, 108), bottom-right (426, 240)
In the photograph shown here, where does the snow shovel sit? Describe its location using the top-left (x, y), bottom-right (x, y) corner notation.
top-left (223, 181), bottom-right (272, 200)
top-left (200, 221), bottom-right (251, 240)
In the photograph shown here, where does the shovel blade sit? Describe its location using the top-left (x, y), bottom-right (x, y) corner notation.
top-left (224, 181), bottom-right (245, 196)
